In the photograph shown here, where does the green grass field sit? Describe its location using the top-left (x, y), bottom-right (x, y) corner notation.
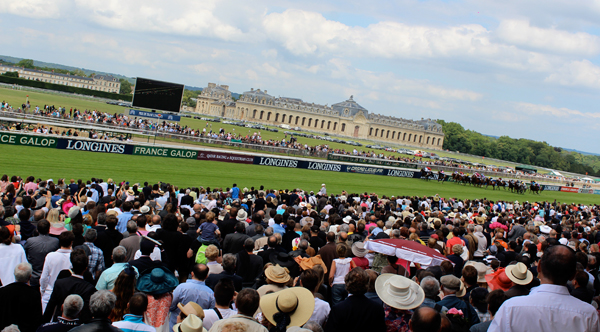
top-left (1, 144), bottom-right (597, 204)
top-left (0, 87), bottom-right (519, 168)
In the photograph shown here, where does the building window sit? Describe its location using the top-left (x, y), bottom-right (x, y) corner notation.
top-left (296, 116), bottom-right (299, 125)
top-left (341, 123), bottom-right (345, 131)
top-left (375, 129), bottom-right (379, 136)
top-left (333, 122), bottom-right (337, 131)
top-left (281, 114), bottom-right (286, 123)
top-left (260, 111), bottom-right (264, 119)
top-left (275, 113), bottom-right (279, 122)
top-left (408, 134), bottom-right (412, 141)
top-left (302, 117), bottom-right (306, 126)
top-left (386, 130), bottom-right (390, 139)
top-left (308, 118), bottom-right (312, 127)
top-left (427, 137), bottom-right (430, 144)
top-left (370, 128), bottom-right (373, 136)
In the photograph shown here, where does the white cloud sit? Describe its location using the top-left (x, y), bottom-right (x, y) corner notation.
top-left (496, 19), bottom-right (600, 56)
top-left (545, 60), bottom-right (600, 89)
top-left (515, 102), bottom-right (600, 119)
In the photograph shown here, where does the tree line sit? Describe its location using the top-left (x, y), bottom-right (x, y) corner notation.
top-left (437, 120), bottom-right (600, 177)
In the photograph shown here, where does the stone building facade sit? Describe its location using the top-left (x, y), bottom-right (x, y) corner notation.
top-left (0, 64), bottom-right (121, 93)
top-left (195, 83), bottom-right (444, 149)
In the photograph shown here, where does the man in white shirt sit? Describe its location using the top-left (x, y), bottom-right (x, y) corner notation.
top-left (40, 231), bottom-right (74, 312)
top-left (202, 279), bottom-right (237, 330)
top-left (489, 245), bottom-right (600, 332)
top-left (299, 268), bottom-right (330, 327)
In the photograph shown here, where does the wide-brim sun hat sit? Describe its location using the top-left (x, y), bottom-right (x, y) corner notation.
top-left (505, 262), bottom-right (533, 285)
top-left (137, 267), bottom-right (179, 295)
top-left (49, 222), bottom-right (67, 236)
top-left (264, 264), bottom-right (291, 284)
top-left (177, 302), bottom-right (205, 320)
top-left (465, 261), bottom-right (493, 283)
top-left (375, 274), bottom-right (425, 310)
top-left (237, 210), bottom-right (248, 221)
top-left (270, 252), bottom-right (297, 269)
top-left (485, 268), bottom-right (513, 291)
top-left (352, 242), bottom-right (368, 258)
top-left (260, 287), bottom-right (315, 329)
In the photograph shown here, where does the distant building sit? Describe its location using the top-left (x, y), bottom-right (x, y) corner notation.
top-left (0, 64), bottom-right (121, 93)
top-left (195, 83), bottom-right (445, 149)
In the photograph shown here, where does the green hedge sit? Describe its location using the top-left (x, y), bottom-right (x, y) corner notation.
top-left (0, 75), bottom-right (132, 101)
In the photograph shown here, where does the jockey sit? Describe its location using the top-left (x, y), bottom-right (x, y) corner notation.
top-left (425, 167), bottom-right (431, 172)
top-left (439, 170), bottom-right (445, 174)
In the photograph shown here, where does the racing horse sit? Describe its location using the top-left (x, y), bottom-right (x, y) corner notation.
top-left (509, 180), bottom-right (526, 194)
top-left (421, 167), bottom-right (435, 181)
top-left (437, 170), bottom-right (448, 183)
top-left (530, 183), bottom-right (542, 194)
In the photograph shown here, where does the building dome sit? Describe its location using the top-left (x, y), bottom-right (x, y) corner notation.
top-left (331, 95), bottom-right (369, 117)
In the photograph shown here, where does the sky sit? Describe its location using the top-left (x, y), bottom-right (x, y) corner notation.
top-left (1, 0), bottom-right (600, 152)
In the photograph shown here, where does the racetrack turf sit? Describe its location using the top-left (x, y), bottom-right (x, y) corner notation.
top-left (1, 144), bottom-right (597, 205)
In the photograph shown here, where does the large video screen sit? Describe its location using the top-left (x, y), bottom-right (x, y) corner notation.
top-left (132, 78), bottom-right (184, 113)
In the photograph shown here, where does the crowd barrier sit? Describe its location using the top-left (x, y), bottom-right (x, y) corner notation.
top-left (1, 130), bottom-right (599, 196)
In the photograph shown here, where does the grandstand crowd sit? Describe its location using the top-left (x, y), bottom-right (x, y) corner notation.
top-left (0, 175), bottom-right (599, 332)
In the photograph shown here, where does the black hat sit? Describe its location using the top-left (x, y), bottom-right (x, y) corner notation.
top-left (269, 252), bottom-right (297, 269)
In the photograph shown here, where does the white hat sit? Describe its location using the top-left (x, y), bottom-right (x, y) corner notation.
top-left (505, 262), bottom-right (533, 285)
top-left (342, 216), bottom-right (353, 224)
top-left (540, 225), bottom-right (552, 234)
top-left (321, 184), bottom-right (326, 187)
top-left (375, 274), bottom-right (425, 310)
top-left (237, 209), bottom-right (248, 221)
top-left (559, 238), bottom-right (569, 245)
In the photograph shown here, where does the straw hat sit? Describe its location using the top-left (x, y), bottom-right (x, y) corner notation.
top-left (351, 242), bottom-right (367, 258)
top-left (260, 288), bottom-right (315, 329)
top-left (177, 302), bottom-right (205, 320)
top-left (264, 264), bottom-right (291, 284)
top-left (505, 262), bottom-right (533, 285)
top-left (440, 275), bottom-right (466, 297)
top-left (485, 268), bottom-right (513, 291)
top-left (172, 314), bottom-right (206, 332)
top-left (465, 261), bottom-right (493, 283)
top-left (127, 189), bottom-right (135, 196)
top-left (236, 209), bottom-right (248, 221)
top-left (447, 212), bottom-right (456, 218)
top-left (376, 274), bottom-right (425, 310)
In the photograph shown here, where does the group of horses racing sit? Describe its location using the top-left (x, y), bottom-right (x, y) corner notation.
top-left (420, 168), bottom-right (543, 194)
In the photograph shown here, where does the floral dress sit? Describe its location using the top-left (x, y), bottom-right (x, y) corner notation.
top-left (145, 292), bottom-right (173, 332)
top-left (383, 305), bottom-right (412, 332)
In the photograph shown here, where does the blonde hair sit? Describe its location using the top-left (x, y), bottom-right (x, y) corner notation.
top-left (205, 245), bottom-right (219, 261)
top-left (47, 209), bottom-right (60, 223)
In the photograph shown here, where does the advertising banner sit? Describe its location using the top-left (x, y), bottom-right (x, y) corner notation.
top-left (386, 169), bottom-right (422, 178)
top-left (57, 138), bottom-right (134, 155)
top-left (0, 132), bottom-right (58, 148)
top-left (199, 151), bottom-right (254, 164)
top-left (578, 188), bottom-right (594, 194)
top-left (560, 187), bottom-right (579, 193)
top-left (542, 185), bottom-right (561, 191)
top-left (129, 109), bottom-right (181, 121)
top-left (594, 190), bottom-right (600, 195)
top-left (132, 146), bottom-right (197, 159)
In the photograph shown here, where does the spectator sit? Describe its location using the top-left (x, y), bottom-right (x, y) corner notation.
top-left (83, 229), bottom-right (105, 280)
top-left (136, 267), bottom-right (179, 332)
top-left (96, 246), bottom-right (138, 291)
top-left (109, 266), bottom-right (138, 322)
top-left (0, 226), bottom-right (28, 286)
top-left (490, 245), bottom-right (600, 331)
top-left (169, 264), bottom-right (215, 331)
top-left (0, 263), bottom-right (42, 332)
top-left (298, 268), bottom-right (331, 327)
top-left (69, 291), bottom-right (121, 332)
top-left (202, 279), bottom-right (237, 330)
top-left (36, 295), bottom-right (84, 332)
top-left (205, 254), bottom-right (243, 292)
top-left (329, 244), bottom-right (355, 305)
top-left (257, 264), bottom-right (291, 297)
top-left (40, 231), bottom-right (74, 311)
top-left (23, 220), bottom-right (59, 287)
top-left (436, 275), bottom-right (480, 327)
top-left (43, 249), bottom-right (96, 324)
top-left (325, 267), bottom-right (386, 332)
top-left (375, 274), bottom-right (425, 332)
top-left (470, 290), bottom-right (507, 332)
top-left (236, 238), bottom-right (263, 288)
top-left (112, 293), bottom-right (156, 332)
top-left (409, 307), bottom-right (441, 332)
top-left (208, 289), bottom-right (267, 332)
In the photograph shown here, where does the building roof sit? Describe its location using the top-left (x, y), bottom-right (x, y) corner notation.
top-left (242, 88), bottom-right (274, 101)
top-left (203, 83), bottom-right (232, 99)
top-left (93, 74), bottom-right (119, 82)
top-left (0, 64), bottom-right (93, 81)
top-left (331, 95), bottom-right (369, 117)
